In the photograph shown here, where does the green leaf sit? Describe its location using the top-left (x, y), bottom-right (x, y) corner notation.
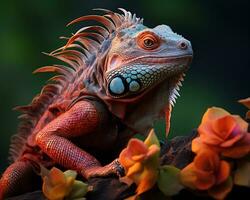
top-left (66, 180), bottom-right (89, 200)
top-left (234, 161), bottom-right (250, 187)
top-left (157, 165), bottom-right (184, 196)
top-left (144, 129), bottom-right (160, 148)
top-left (64, 170), bottom-right (77, 179)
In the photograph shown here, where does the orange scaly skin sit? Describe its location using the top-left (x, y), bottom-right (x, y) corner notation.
top-left (0, 8), bottom-right (193, 198)
top-left (0, 100), bottom-right (122, 198)
top-left (35, 101), bottom-right (101, 173)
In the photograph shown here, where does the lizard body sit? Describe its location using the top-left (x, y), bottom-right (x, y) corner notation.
top-left (0, 8), bottom-right (193, 198)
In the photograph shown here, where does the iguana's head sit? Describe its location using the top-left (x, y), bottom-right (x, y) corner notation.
top-left (55, 9), bottom-right (193, 134)
top-left (105, 23), bottom-right (192, 100)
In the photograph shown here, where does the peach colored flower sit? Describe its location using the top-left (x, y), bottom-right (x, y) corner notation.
top-left (193, 107), bottom-right (250, 158)
top-left (42, 167), bottom-right (76, 200)
top-left (180, 149), bottom-right (232, 199)
top-left (239, 97), bottom-right (250, 109)
top-left (42, 167), bottom-right (88, 200)
top-left (119, 130), bottom-right (160, 195)
top-left (239, 97), bottom-right (250, 119)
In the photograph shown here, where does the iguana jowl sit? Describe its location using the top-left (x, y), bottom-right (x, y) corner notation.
top-left (0, 8), bottom-right (193, 198)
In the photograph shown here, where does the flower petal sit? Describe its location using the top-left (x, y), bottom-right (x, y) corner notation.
top-left (136, 166), bottom-right (158, 195)
top-left (199, 124), bottom-right (224, 145)
top-left (64, 170), bottom-right (77, 180)
top-left (50, 184), bottom-right (71, 199)
top-left (233, 115), bottom-right (249, 132)
top-left (220, 129), bottom-right (244, 147)
top-left (192, 137), bottom-right (203, 153)
top-left (216, 161), bottom-right (230, 185)
top-left (212, 116), bottom-right (237, 140)
top-left (65, 176), bottom-right (75, 189)
top-left (119, 139), bottom-right (148, 169)
top-left (42, 177), bottom-right (54, 199)
top-left (127, 162), bottom-right (143, 177)
top-left (144, 129), bottom-right (160, 148)
top-left (222, 145), bottom-right (250, 159)
top-left (221, 134), bottom-right (250, 158)
top-left (238, 97), bottom-right (250, 109)
top-left (195, 169), bottom-right (215, 190)
top-left (222, 146), bottom-right (250, 158)
top-left (201, 107), bottom-right (230, 124)
top-left (119, 149), bottom-right (135, 168)
top-left (194, 149), bottom-right (219, 172)
top-left (67, 180), bottom-right (89, 199)
top-left (157, 165), bottom-right (184, 196)
top-left (127, 139), bottom-right (148, 157)
top-left (42, 167), bottom-right (87, 200)
top-left (42, 177), bottom-right (66, 200)
top-left (246, 111), bottom-right (250, 119)
top-left (49, 167), bottom-right (66, 186)
top-left (131, 154), bottom-right (146, 162)
top-left (146, 144), bottom-right (160, 159)
top-left (180, 163), bottom-right (197, 190)
top-left (234, 160), bottom-right (250, 187)
top-left (208, 177), bottom-right (233, 200)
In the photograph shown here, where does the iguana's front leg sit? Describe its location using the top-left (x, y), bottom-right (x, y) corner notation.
top-left (36, 100), bottom-right (123, 178)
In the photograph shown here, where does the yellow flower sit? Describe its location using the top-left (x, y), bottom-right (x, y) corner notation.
top-left (119, 130), bottom-right (160, 195)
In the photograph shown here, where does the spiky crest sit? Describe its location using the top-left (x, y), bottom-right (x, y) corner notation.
top-left (9, 8), bottom-right (143, 163)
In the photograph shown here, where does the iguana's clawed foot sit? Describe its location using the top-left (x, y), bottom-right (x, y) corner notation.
top-left (84, 159), bottom-right (125, 179)
top-left (111, 159), bottom-right (125, 177)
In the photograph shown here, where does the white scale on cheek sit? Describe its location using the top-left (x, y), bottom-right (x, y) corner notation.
top-left (129, 80), bottom-right (140, 92)
top-left (126, 78), bottom-right (131, 83)
top-left (109, 77), bottom-right (125, 94)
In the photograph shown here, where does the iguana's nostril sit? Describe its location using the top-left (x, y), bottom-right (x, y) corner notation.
top-left (178, 41), bottom-right (188, 50)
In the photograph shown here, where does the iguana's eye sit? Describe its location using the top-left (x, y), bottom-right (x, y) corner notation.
top-left (144, 39), bottom-right (154, 47)
top-left (137, 32), bottom-right (160, 50)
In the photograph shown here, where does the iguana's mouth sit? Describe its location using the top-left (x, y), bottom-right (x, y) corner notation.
top-left (123, 55), bottom-right (193, 66)
top-left (106, 54), bottom-right (192, 74)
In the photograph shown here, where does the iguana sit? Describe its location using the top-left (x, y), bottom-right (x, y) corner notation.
top-left (0, 8), bottom-right (193, 198)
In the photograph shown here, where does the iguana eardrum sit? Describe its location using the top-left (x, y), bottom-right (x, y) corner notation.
top-left (0, 8), bottom-right (193, 198)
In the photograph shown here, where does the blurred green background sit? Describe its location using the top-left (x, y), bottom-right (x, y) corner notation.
top-left (0, 0), bottom-right (249, 173)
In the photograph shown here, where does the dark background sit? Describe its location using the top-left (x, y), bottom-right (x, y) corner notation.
top-left (0, 0), bottom-right (249, 172)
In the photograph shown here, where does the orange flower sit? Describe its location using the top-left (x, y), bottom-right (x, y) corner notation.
top-left (180, 149), bottom-right (232, 199)
top-left (42, 167), bottom-right (88, 200)
top-left (239, 97), bottom-right (250, 109)
top-left (42, 167), bottom-right (76, 200)
top-left (193, 107), bottom-right (250, 158)
top-left (119, 130), bottom-right (160, 195)
top-left (239, 97), bottom-right (250, 119)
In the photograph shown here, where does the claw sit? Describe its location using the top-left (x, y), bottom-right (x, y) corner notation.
top-left (112, 159), bottom-right (125, 177)
top-left (84, 159), bottom-right (125, 179)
